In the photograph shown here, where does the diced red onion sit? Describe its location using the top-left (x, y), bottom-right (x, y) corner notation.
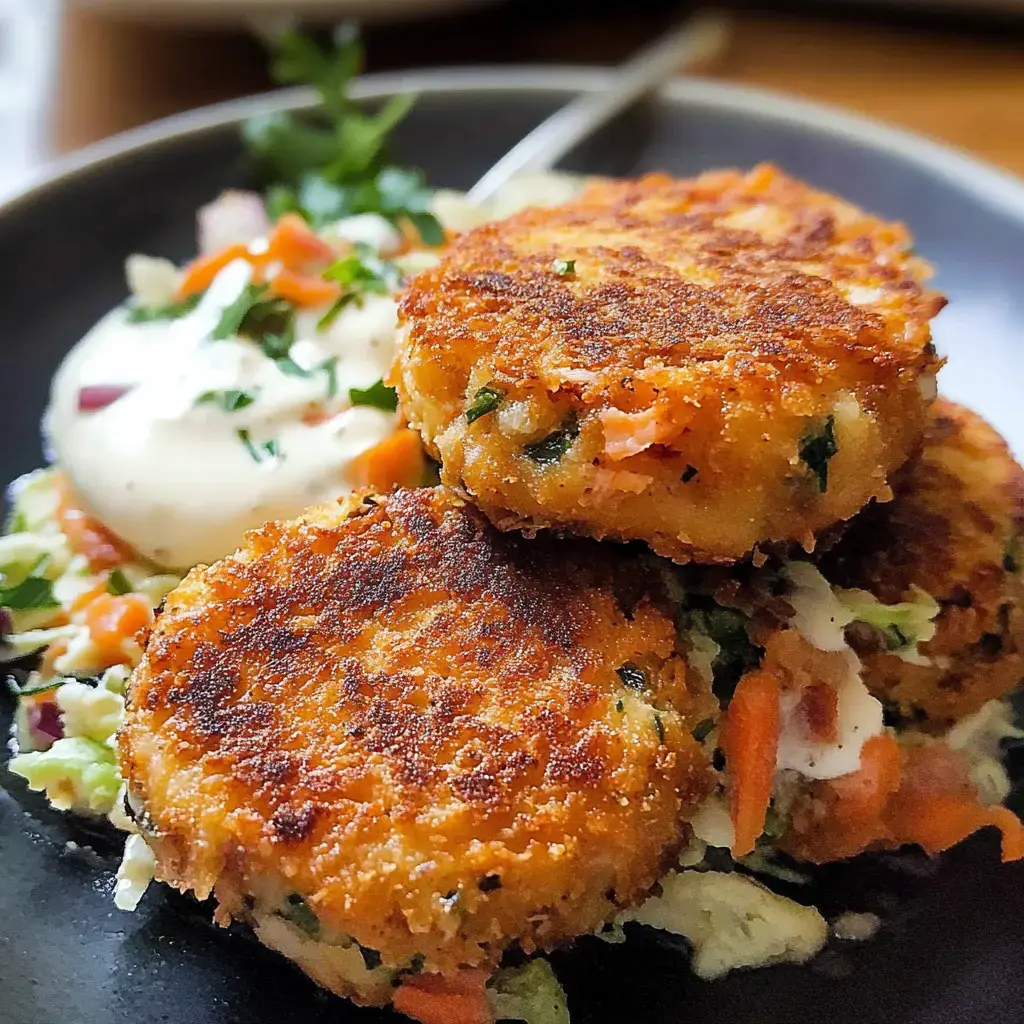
top-left (78, 384), bottom-right (132, 412)
top-left (197, 190), bottom-right (270, 255)
top-left (27, 700), bottom-right (63, 750)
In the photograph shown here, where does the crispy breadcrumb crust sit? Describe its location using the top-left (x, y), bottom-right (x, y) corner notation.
top-left (118, 488), bottom-right (715, 983)
top-left (820, 399), bottom-right (1024, 731)
top-left (393, 164), bottom-right (945, 563)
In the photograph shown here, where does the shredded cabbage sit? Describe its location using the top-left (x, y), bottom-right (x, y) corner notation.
top-left (487, 960), bottom-right (570, 1024)
top-left (8, 736), bottom-right (121, 814)
top-left (837, 584), bottom-right (939, 664)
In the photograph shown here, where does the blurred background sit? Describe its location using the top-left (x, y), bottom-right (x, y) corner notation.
top-left (2, 0), bottom-right (1022, 198)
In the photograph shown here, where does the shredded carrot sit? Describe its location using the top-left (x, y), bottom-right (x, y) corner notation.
top-left (723, 668), bottom-right (782, 857)
top-left (83, 593), bottom-right (153, 666)
top-left (266, 213), bottom-right (335, 269)
top-left (177, 213), bottom-right (336, 303)
top-left (55, 476), bottom-right (135, 570)
top-left (393, 970), bottom-right (494, 1024)
top-left (350, 429), bottom-right (426, 491)
top-left (783, 736), bottom-right (1024, 864)
top-left (69, 582), bottom-right (108, 616)
top-left (176, 243), bottom-right (251, 299)
top-left (269, 268), bottom-right (341, 308)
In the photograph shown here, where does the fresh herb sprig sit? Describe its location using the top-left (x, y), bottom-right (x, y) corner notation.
top-left (319, 243), bottom-right (401, 328)
top-left (245, 28), bottom-right (443, 245)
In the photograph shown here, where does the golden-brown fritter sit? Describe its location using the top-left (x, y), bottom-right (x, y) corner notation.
top-left (118, 488), bottom-right (716, 995)
top-left (393, 164), bottom-right (945, 564)
top-left (819, 399), bottom-right (1024, 731)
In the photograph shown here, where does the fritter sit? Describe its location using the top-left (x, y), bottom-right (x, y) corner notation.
top-left (819, 399), bottom-right (1024, 731)
top-left (392, 164), bottom-right (945, 564)
top-left (118, 487), bottom-right (716, 1001)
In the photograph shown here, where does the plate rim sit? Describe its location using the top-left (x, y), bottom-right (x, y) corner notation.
top-left (8, 66), bottom-right (1024, 223)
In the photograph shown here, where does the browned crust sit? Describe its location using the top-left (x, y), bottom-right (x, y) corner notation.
top-left (819, 399), bottom-right (1024, 729)
top-left (394, 164), bottom-right (945, 563)
top-left (119, 488), bottom-right (715, 975)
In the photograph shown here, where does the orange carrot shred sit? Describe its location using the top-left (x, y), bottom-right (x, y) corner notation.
top-left (723, 668), bottom-right (782, 857)
top-left (176, 244), bottom-right (251, 299)
top-left (393, 970), bottom-right (494, 1024)
top-left (55, 475), bottom-right (135, 570)
top-left (83, 593), bottom-right (153, 666)
top-left (269, 268), bottom-right (341, 308)
top-left (266, 213), bottom-right (336, 269)
top-left (350, 429), bottom-right (426, 492)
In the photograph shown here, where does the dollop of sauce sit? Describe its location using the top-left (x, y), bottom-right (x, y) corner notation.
top-left (46, 249), bottom-right (399, 568)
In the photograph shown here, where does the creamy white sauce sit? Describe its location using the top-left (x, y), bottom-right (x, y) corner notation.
top-left (47, 246), bottom-right (398, 568)
top-left (46, 175), bottom-right (589, 571)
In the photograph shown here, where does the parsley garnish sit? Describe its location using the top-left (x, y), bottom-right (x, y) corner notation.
top-left (319, 245), bottom-right (401, 328)
top-left (106, 568), bottom-right (134, 596)
top-left (126, 294), bottom-right (200, 323)
top-left (349, 379), bottom-right (399, 411)
top-left (0, 574), bottom-right (57, 612)
top-left (237, 428), bottom-right (281, 464)
top-left (196, 389), bottom-right (258, 412)
top-left (245, 29), bottom-right (443, 246)
top-left (553, 257), bottom-right (576, 277)
top-left (321, 358), bottom-right (339, 399)
top-left (524, 415), bottom-right (579, 465)
top-left (799, 415), bottom-right (838, 493)
top-left (212, 283), bottom-right (267, 341)
top-left (465, 385), bottom-right (505, 424)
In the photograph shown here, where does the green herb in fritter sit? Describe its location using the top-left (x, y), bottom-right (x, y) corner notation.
top-left (106, 568), bottom-right (134, 596)
top-left (798, 415), bottom-right (838, 493)
top-left (465, 386), bottom-right (505, 424)
top-left (524, 416), bottom-right (579, 465)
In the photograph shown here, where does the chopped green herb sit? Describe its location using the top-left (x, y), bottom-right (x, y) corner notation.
top-left (691, 717), bottom-right (715, 743)
top-left (478, 874), bottom-right (502, 893)
top-left (237, 428), bottom-right (281, 464)
top-left (106, 569), bottom-right (133, 596)
top-left (553, 257), bottom-right (576, 277)
top-left (0, 575), bottom-right (57, 612)
top-left (212, 283), bottom-right (267, 341)
top-left (321, 358), bottom-right (339, 399)
top-left (274, 356), bottom-right (313, 378)
top-left (196, 388), bottom-right (257, 412)
top-left (615, 698), bottom-right (624, 713)
top-left (465, 385), bottom-right (505, 424)
top-left (681, 464), bottom-right (698, 483)
top-left (654, 713), bottom-right (666, 744)
top-left (126, 294), bottom-right (201, 324)
top-left (798, 415), bottom-right (838, 493)
top-left (524, 416), bottom-right (579, 465)
top-left (244, 30), bottom-right (441, 245)
top-left (1004, 535), bottom-right (1023, 574)
top-left (10, 677), bottom-right (63, 699)
top-left (359, 945), bottom-right (383, 971)
top-left (319, 245), bottom-right (402, 328)
top-left (349, 379), bottom-right (399, 411)
top-left (282, 893), bottom-right (320, 937)
top-left (684, 599), bottom-right (763, 705)
top-left (616, 663), bottom-right (648, 692)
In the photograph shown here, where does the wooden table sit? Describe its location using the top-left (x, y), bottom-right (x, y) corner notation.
top-left (56, 4), bottom-right (1024, 177)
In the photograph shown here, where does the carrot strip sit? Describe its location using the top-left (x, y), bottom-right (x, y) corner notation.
top-left (723, 668), bottom-right (782, 857)
top-left (350, 429), bottom-right (426, 491)
top-left (56, 476), bottom-right (135, 570)
top-left (393, 971), bottom-right (494, 1024)
top-left (176, 243), bottom-right (251, 299)
top-left (269, 268), bottom-right (341, 308)
top-left (266, 213), bottom-right (336, 268)
top-left (83, 593), bottom-right (153, 665)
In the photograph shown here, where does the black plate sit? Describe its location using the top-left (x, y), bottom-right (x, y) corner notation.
top-left (2, 70), bottom-right (1024, 1024)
